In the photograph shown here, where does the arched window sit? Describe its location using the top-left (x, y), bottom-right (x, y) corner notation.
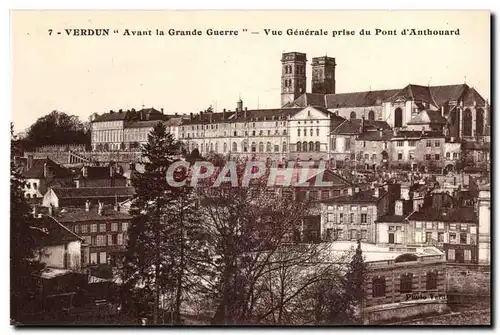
top-left (315, 141), bottom-right (321, 152)
top-left (224, 142), bottom-right (227, 153)
top-left (303, 141), bottom-right (308, 152)
top-left (251, 142), bottom-right (256, 152)
top-left (368, 110), bottom-right (375, 121)
top-left (215, 143), bottom-right (218, 153)
top-left (310, 129), bottom-right (313, 136)
top-left (284, 79), bottom-right (288, 87)
top-left (258, 142), bottom-right (264, 152)
top-left (242, 141), bottom-right (248, 152)
top-left (206, 143), bottom-right (210, 152)
top-left (372, 277), bottom-right (386, 297)
top-left (288, 79), bottom-right (292, 87)
top-left (350, 111), bottom-right (356, 119)
top-left (309, 141), bottom-right (314, 152)
top-left (210, 143), bottom-right (213, 152)
top-left (426, 271), bottom-right (438, 290)
top-left (394, 107), bottom-right (403, 128)
top-left (298, 129), bottom-right (301, 137)
top-left (463, 109), bottom-right (472, 136)
top-left (232, 142), bottom-right (237, 152)
top-left (476, 108), bottom-right (484, 136)
top-left (296, 142), bottom-right (302, 152)
top-left (266, 142), bottom-right (272, 152)
top-left (400, 273), bottom-right (413, 293)
top-left (282, 142), bottom-right (287, 152)
top-left (316, 128), bottom-right (320, 136)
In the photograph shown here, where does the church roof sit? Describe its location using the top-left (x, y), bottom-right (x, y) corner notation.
top-left (407, 110), bottom-right (447, 125)
top-left (287, 83), bottom-right (487, 109)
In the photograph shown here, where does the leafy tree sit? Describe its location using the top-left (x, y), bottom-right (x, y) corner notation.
top-left (343, 240), bottom-right (367, 323)
top-left (10, 123), bottom-right (45, 322)
top-left (24, 110), bottom-right (90, 149)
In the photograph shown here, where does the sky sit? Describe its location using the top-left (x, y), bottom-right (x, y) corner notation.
top-left (11, 10), bottom-right (490, 132)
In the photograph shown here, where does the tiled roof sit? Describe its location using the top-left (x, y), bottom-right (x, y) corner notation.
top-left (375, 214), bottom-right (407, 223)
top-left (462, 141), bottom-right (490, 151)
top-left (93, 111), bottom-right (130, 122)
top-left (407, 110), bottom-right (447, 125)
top-left (408, 207), bottom-right (477, 223)
top-left (391, 130), bottom-right (445, 139)
top-left (75, 166), bottom-right (126, 180)
top-left (31, 216), bottom-right (83, 247)
top-left (357, 130), bottom-right (394, 141)
top-left (56, 206), bottom-right (132, 223)
top-left (295, 169), bottom-right (352, 187)
top-left (322, 188), bottom-right (387, 204)
top-left (51, 187), bottom-right (135, 199)
top-left (125, 120), bottom-right (164, 129)
top-left (288, 84), bottom-right (486, 109)
top-left (332, 119), bottom-right (391, 135)
top-left (22, 158), bottom-right (73, 179)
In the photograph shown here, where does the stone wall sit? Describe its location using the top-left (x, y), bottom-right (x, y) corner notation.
top-left (446, 264), bottom-right (491, 295)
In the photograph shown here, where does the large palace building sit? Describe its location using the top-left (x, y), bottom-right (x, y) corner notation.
top-left (90, 52), bottom-right (490, 168)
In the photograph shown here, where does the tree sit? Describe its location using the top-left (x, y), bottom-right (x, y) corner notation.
top-left (122, 122), bottom-right (203, 325)
top-left (10, 123), bottom-right (45, 322)
top-left (122, 121), bottom-right (181, 324)
top-left (343, 240), bottom-right (367, 323)
top-left (24, 110), bottom-right (90, 149)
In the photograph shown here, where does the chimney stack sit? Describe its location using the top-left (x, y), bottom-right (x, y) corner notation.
top-left (98, 201), bottom-right (104, 216)
top-left (27, 155), bottom-right (33, 169)
top-left (161, 108), bottom-right (164, 114)
top-left (373, 187), bottom-right (379, 198)
top-left (348, 187), bottom-right (353, 196)
top-left (379, 128), bottom-right (383, 137)
top-left (190, 112), bottom-right (194, 120)
top-left (48, 205), bottom-right (53, 216)
top-left (222, 108), bottom-right (226, 120)
top-left (237, 98), bottom-right (243, 112)
top-left (83, 165), bottom-right (88, 177)
top-left (395, 199), bottom-right (403, 216)
top-left (85, 200), bottom-right (91, 212)
top-left (43, 162), bottom-right (48, 179)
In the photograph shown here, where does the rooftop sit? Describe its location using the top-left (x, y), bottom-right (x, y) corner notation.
top-left (31, 216), bottom-right (83, 247)
top-left (55, 206), bottom-right (133, 223)
top-left (22, 158), bottom-right (73, 179)
top-left (50, 186), bottom-right (135, 199)
top-left (321, 187), bottom-right (387, 204)
top-left (407, 207), bottom-right (477, 223)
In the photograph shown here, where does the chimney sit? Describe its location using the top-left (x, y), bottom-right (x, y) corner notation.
top-left (360, 116), bottom-right (365, 133)
top-left (395, 200), bottom-right (403, 216)
top-left (85, 200), bottom-right (91, 212)
top-left (348, 187), bottom-right (353, 196)
top-left (190, 112), bottom-right (194, 120)
top-left (421, 126), bottom-right (425, 136)
top-left (209, 113), bottom-right (213, 123)
top-left (379, 128), bottom-right (383, 137)
top-left (98, 201), bottom-right (104, 216)
top-left (48, 205), bottom-right (53, 216)
top-left (82, 166), bottom-right (88, 177)
top-left (32, 205), bottom-right (38, 218)
top-left (27, 155), bottom-right (33, 169)
top-left (373, 187), bottom-right (380, 198)
top-left (199, 112), bottom-right (203, 121)
top-left (393, 128), bottom-right (398, 136)
top-left (140, 110), bottom-right (144, 120)
top-left (43, 163), bottom-right (48, 179)
top-left (237, 99), bottom-right (243, 112)
top-left (161, 108), bottom-right (164, 114)
top-left (222, 108), bottom-right (226, 120)
top-left (244, 107), bottom-right (248, 119)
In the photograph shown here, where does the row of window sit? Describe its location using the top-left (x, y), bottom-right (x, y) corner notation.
top-left (72, 222), bottom-right (128, 234)
top-left (83, 233), bottom-right (126, 247)
top-left (93, 130), bottom-right (123, 143)
top-left (184, 129), bottom-right (288, 139)
top-left (415, 222), bottom-right (474, 232)
top-left (183, 121), bottom-right (288, 132)
top-left (445, 152), bottom-right (460, 160)
top-left (372, 271), bottom-right (439, 298)
top-left (297, 128), bottom-right (320, 137)
top-left (188, 141), bottom-right (289, 154)
top-left (326, 205), bottom-right (369, 212)
top-left (327, 213), bottom-right (369, 224)
top-left (284, 65), bottom-right (305, 75)
top-left (295, 141), bottom-right (321, 152)
top-left (325, 228), bottom-right (368, 240)
top-left (416, 231), bottom-right (476, 245)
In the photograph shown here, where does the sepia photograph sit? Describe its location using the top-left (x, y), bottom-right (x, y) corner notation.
top-left (9, 9), bottom-right (491, 326)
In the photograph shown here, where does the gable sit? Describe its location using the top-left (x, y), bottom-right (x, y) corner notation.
top-left (290, 106), bottom-right (330, 121)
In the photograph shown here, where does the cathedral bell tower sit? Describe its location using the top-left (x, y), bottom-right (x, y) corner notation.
top-left (311, 56), bottom-right (336, 94)
top-left (281, 52), bottom-right (307, 107)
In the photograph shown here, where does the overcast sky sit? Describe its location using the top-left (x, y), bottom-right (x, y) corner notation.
top-left (11, 10), bottom-right (490, 131)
